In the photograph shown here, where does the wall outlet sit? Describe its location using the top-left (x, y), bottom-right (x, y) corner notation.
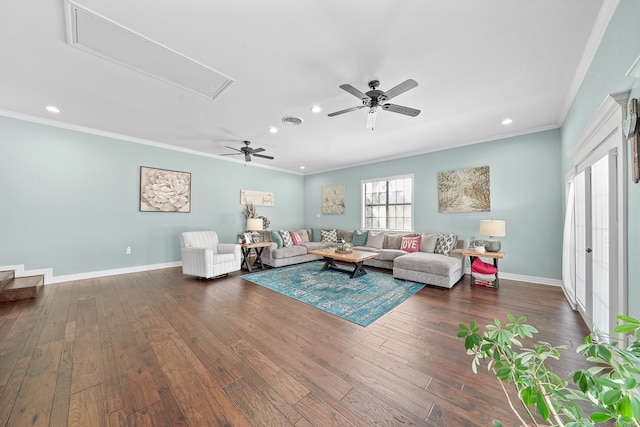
top-left (125, 246), bottom-right (131, 255)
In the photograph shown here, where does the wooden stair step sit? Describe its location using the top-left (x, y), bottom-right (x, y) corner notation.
top-left (0, 275), bottom-right (44, 302)
top-left (0, 270), bottom-right (15, 288)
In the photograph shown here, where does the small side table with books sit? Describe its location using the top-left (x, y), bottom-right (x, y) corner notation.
top-left (461, 250), bottom-right (505, 288)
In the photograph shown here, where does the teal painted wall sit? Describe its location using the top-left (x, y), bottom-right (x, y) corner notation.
top-left (0, 116), bottom-right (303, 276)
top-left (304, 129), bottom-right (562, 279)
top-left (561, 0), bottom-right (640, 318)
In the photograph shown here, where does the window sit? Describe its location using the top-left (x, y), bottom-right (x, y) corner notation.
top-left (362, 175), bottom-right (413, 231)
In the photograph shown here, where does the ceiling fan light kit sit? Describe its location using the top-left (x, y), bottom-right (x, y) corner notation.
top-left (329, 79), bottom-right (421, 129)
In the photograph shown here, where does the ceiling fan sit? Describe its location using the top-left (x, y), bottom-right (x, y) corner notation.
top-left (221, 140), bottom-right (274, 162)
top-left (328, 79), bottom-right (420, 129)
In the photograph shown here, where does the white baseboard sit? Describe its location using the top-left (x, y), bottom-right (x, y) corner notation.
top-left (1, 262), bottom-right (182, 285)
top-left (3, 262), bottom-right (561, 287)
top-left (464, 268), bottom-right (562, 287)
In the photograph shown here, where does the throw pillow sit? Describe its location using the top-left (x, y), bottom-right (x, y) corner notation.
top-left (434, 233), bottom-right (456, 256)
top-left (352, 229), bottom-right (368, 246)
top-left (420, 233), bottom-right (438, 253)
top-left (279, 230), bottom-right (294, 247)
top-left (385, 234), bottom-right (405, 249)
top-left (365, 231), bottom-right (384, 249)
top-left (400, 236), bottom-right (421, 253)
top-left (290, 231), bottom-right (302, 245)
top-left (312, 228), bottom-right (322, 242)
top-left (297, 229), bottom-right (310, 243)
top-left (320, 229), bottom-right (338, 243)
top-left (270, 230), bottom-right (283, 248)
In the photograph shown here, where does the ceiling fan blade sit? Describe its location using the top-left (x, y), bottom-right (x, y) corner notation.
top-left (384, 79), bottom-right (418, 101)
top-left (339, 84), bottom-right (369, 100)
top-left (224, 145), bottom-right (243, 153)
top-left (253, 154), bottom-right (274, 160)
top-left (328, 105), bottom-right (366, 117)
top-left (251, 147), bottom-right (265, 153)
top-left (220, 153), bottom-right (242, 156)
top-left (382, 103), bottom-right (421, 117)
top-left (245, 153), bottom-right (252, 162)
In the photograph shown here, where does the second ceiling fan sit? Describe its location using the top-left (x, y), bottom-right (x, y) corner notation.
top-left (221, 140), bottom-right (274, 162)
top-left (328, 79), bottom-right (420, 129)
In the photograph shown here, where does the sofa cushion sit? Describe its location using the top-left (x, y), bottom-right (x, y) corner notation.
top-left (301, 242), bottom-right (328, 251)
top-left (394, 252), bottom-right (461, 276)
top-left (435, 233), bottom-right (456, 256)
top-left (270, 230), bottom-right (283, 248)
top-left (420, 233), bottom-right (438, 253)
top-left (321, 229), bottom-right (338, 243)
top-left (280, 230), bottom-right (294, 247)
top-left (377, 249), bottom-right (407, 261)
top-left (271, 245), bottom-right (308, 259)
top-left (385, 234), bottom-right (406, 249)
top-left (366, 231), bottom-right (385, 249)
top-left (401, 236), bottom-right (421, 252)
top-left (352, 229), bottom-right (368, 246)
top-left (290, 231), bottom-right (302, 245)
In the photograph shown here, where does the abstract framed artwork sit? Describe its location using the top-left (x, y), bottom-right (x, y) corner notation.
top-left (438, 166), bottom-right (490, 213)
top-left (139, 166), bottom-right (191, 212)
top-left (322, 184), bottom-right (345, 214)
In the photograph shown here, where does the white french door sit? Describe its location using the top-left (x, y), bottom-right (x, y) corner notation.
top-left (563, 92), bottom-right (627, 337)
top-left (570, 153), bottom-right (614, 334)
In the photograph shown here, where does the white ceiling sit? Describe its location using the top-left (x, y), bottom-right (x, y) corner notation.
top-left (0, 0), bottom-right (609, 174)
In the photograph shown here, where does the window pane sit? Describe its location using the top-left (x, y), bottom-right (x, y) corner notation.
top-left (388, 218), bottom-right (396, 229)
top-left (389, 191), bottom-right (397, 204)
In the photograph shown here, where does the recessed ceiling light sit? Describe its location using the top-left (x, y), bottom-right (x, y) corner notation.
top-left (282, 116), bottom-right (303, 126)
top-left (45, 105), bottom-right (60, 113)
top-left (502, 118), bottom-right (513, 125)
top-left (300, 166), bottom-right (305, 170)
top-left (311, 106), bottom-right (322, 113)
top-left (268, 126), bottom-right (278, 133)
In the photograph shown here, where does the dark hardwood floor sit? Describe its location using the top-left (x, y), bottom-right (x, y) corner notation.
top-left (0, 265), bottom-right (589, 426)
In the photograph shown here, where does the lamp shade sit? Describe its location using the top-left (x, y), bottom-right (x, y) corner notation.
top-left (479, 220), bottom-right (506, 237)
top-left (247, 218), bottom-right (263, 231)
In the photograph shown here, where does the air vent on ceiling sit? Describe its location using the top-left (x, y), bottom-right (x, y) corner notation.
top-left (282, 116), bottom-right (303, 126)
top-left (64, 0), bottom-right (233, 99)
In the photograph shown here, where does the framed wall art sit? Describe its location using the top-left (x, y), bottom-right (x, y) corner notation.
top-left (139, 166), bottom-right (191, 212)
top-left (240, 189), bottom-right (274, 206)
top-left (322, 184), bottom-right (345, 214)
top-left (438, 166), bottom-right (490, 213)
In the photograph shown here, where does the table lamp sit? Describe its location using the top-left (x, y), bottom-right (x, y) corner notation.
top-left (246, 218), bottom-right (263, 232)
top-left (247, 218), bottom-right (263, 243)
top-left (479, 220), bottom-right (505, 252)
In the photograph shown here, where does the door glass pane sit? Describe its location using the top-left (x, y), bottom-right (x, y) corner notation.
top-left (574, 171), bottom-right (586, 312)
top-left (591, 155), bottom-right (609, 335)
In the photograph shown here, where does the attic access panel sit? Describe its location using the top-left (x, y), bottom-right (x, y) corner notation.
top-left (64, 0), bottom-right (233, 99)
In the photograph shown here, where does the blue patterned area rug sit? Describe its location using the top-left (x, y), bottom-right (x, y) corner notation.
top-left (242, 261), bottom-right (425, 327)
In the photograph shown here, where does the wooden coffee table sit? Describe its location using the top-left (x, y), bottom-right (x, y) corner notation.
top-left (308, 247), bottom-right (380, 278)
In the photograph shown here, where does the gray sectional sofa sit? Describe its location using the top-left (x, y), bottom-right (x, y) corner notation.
top-left (261, 228), bottom-right (465, 288)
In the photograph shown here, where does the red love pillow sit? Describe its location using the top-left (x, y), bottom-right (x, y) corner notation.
top-left (400, 236), bottom-right (421, 253)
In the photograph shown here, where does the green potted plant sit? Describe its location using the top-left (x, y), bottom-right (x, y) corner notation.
top-left (457, 314), bottom-right (640, 426)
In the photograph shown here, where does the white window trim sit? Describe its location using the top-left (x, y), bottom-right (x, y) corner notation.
top-left (361, 174), bottom-right (414, 232)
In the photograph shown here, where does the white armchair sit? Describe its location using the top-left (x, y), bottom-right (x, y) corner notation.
top-left (180, 231), bottom-right (241, 279)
